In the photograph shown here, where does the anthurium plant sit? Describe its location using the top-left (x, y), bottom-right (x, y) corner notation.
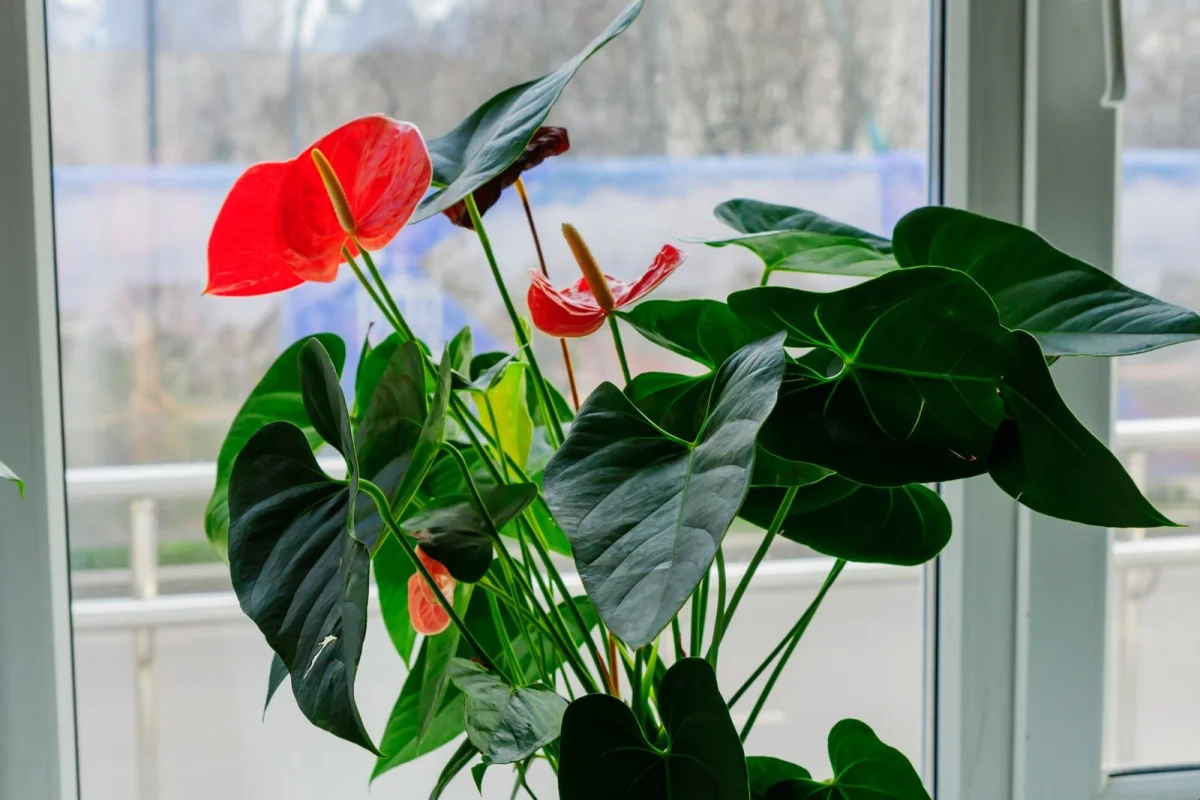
top-left (202, 2), bottom-right (1200, 797)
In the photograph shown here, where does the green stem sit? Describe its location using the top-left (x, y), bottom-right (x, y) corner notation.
top-left (359, 479), bottom-right (504, 678)
top-left (690, 571), bottom-right (710, 655)
top-left (463, 194), bottom-right (564, 447)
top-left (357, 247), bottom-right (416, 341)
top-left (710, 485), bottom-right (799, 660)
top-left (759, 267), bottom-right (773, 287)
top-left (671, 617), bottom-right (686, 660)
top-left (737, 559), bottom-right (846, 740)
top-left (487, 591), bottom-right (522, 680)
top-left (708, 548), bottom-right (728, 667)
top-left (631, 647), bottom-right (645, 727)
top-left (607, 314), bottom-right (633, 386)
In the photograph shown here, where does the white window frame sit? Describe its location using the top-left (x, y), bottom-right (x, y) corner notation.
top-left (932, 0), bottom-right (1200, 798)
top-left (3, 0), bottom-right (1197, 798)
top-left (0, 0), bottom-right (80, 798)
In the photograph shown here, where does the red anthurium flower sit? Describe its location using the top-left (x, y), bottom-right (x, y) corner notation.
top-left (527, 226), bottom-right (686, 338)
top-left (407, 546), bottom-right (456, 636)
top-left (206, 114), bottom-right (432, 296)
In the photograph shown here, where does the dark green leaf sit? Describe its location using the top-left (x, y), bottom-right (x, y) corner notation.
top-left (715, 199), bottom-right (893, 251)
top-left (740, 478), bottom-right (952, 566)
top-left (388, 344), bottom-right (455, 528)
top-left (299, 338), bottom-right (357, 467)
top-left (624, 370), bottom-right (713, 442)
top-left (431, 738), bottom-right (479, 800)
top-left (700, 230), bottom-right (897, 279)
top-left (545, 334), bottom-right (785, 647)
top-left (228, 421), bottom-right (376, 753)
top-left (765, 719), bottom-right (930, 800)
top-left (1, 459), bottom-right (23, 497)
top-left (205, 333), bottom-right (346, 557)
top-left (448, 658), bottom-right (568, 764)
top-left (405, 483), bottom-right (540, 583)
top-left (616, 299), bottom-right (759, 369)
top-left (471, 763), bottom-right (489, 793)
top-left (558, 658), bottom-right (748, 800)
top-left (415, 0), bottom-right (644, 221)
top-left (264, 652), bottom-right (288, 718)
top-left (747, 757), bottom-right (811, 800)
top-left (893, 206), bottom-right (1200, 356)
top-left (729, 269), bottom-right (1009, 486)
top-left (751, 449), bottom-right (833, 488)
top-left (989, 332), bottom-right (1175, 527)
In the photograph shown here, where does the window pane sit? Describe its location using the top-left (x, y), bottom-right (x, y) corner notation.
top-left (1108, 0), bottom-right (1200, 773)
top-left (48, 0), bottom-right (932, 795)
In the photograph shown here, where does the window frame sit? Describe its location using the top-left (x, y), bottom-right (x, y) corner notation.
top-left (0, 0), bottom-right (80, 798)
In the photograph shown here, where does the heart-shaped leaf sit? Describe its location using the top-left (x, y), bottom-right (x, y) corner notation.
top-left (0, 459), bottom-right (22, 497)
top-left (763, 719), bottom-right (930, 800)
top-left (404, 483), bottom-right (540, 583)
top-left (747, 757), bottom-right (811, 800)
top-left (729, 271), bottom-right (1170, 528)
top-left (544, 334), bottom-right (786, 647)
top-left (715, 199), bottom-right (894, 250)
top-left (739, 478), bottom-right (952, 566)
top-left (229, 339), bottom-right (448, 753)
top-left (699, 231), bottom-right (897, 280)
top-left (448, 658), bottom-right (568, 764)
top-left (206, 333), bottom-right (346, 556)
top-left (558, 658), bottom-right (748, 800)
top-left (414, 0), bottom-right (644, 221)
top-left (989, 332), bottom-right (1175, 527)
top-left (893, 206), bottom-right (1200, 356)
top-left (729, 268), bottom-right (1010, 487)
top-left (616, 299), bottom-right (759, 369)
top-left (373, 593), bottom-right (600, 780)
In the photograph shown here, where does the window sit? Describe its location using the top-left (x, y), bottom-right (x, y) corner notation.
top-left (40, 0), bottom-right (935, 797)
top-left (1108, 0), bottom-right (1200, 773)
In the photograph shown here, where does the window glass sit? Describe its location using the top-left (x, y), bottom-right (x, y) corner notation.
top-left (47, 0), bottom-right (932, 795)
top-left (1108, 0), bottom-right (1200, 772)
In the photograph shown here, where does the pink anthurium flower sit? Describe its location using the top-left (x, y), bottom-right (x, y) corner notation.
top-left (407, 546), bottom-right (456, 636)
top-left (527, 225), bottom-right (685, 338)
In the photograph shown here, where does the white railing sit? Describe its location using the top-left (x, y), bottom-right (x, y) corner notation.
top-left (63, 418), bottom-right (1200, 799)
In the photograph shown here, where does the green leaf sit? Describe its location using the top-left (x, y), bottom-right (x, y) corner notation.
top-left (449, 326), bottom-right (474, 375)
top-left (747, 757), bottom-right (811, 800)
top-left (544, 334), bottom-right (786, 647)
top-left (415, 0), bottom-right (644, 221)
top-left (404, 483), bottom-right (540, 583)
top-left (447, 658), bottom-right (568, 764)
top-left (764, 719), bottom-right (930, 800)
top-left (558, 658), bottom-right (748, 800)
top-left (374, 591), bottom-right (600, 780)
top-left (472, 361), bottom-right (534, 470)
top-left (714, 199), bottom-right (894, 251)
top-left (264, 652), bottom-right (288, 718)
top-left (471, 763), bottom-right (489, 793)
top-left (205, 333), bottom-right (346, 557)
top-left (354, 333), bottom-right (403, 419)
top-left (616, 299), bottom-right (759, 369)
top-left (728, 269), bottom-right (1010, 487)
top-left (624, 371), bottom-right (713, 442)
top-left (374, 532), bottom-right (419, 666)
top-left (739, 478), bottom-right (952, 566)
top-left (431, 738), bottom-right (479, 800)
top-left (893, 206), bottom-right (1200, 357)
top-left (699, 231), bottom-right (897, 279)
top-left (989, 332), bottom-right (1175, 527)
top-left (0, 459), bottom-right (23, 497)
top-left (419, 584), bottom-right (473, 743)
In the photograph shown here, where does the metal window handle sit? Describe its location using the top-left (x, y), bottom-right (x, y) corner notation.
top-left (1101, 0), bottom-right (1127, 107)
